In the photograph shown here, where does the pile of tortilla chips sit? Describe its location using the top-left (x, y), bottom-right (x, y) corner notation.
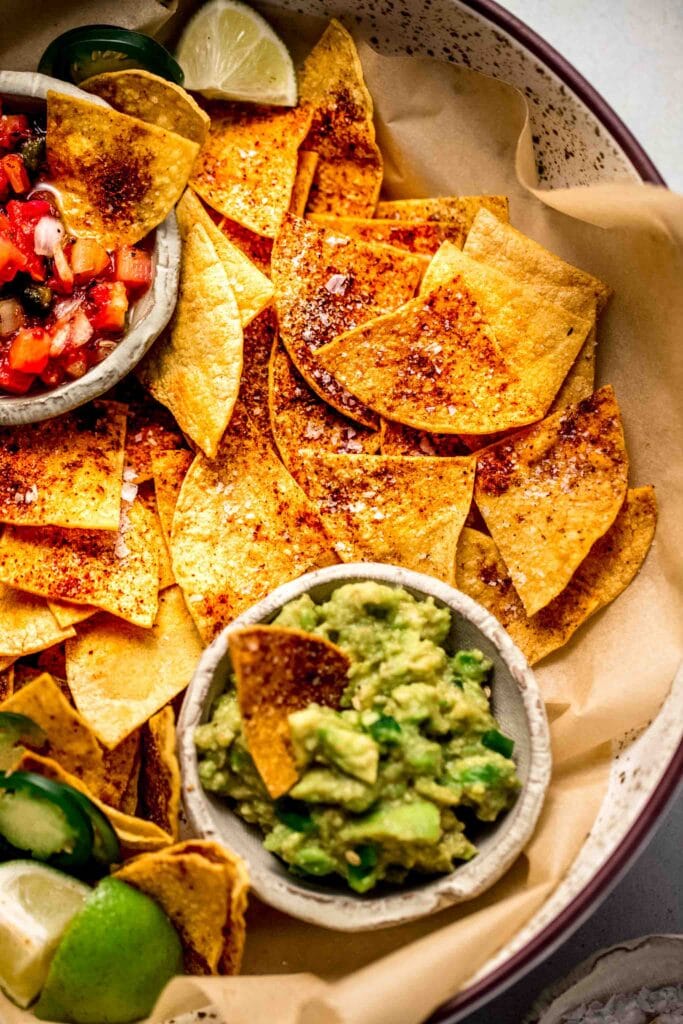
top-left (0, 15), bottom-right (657, 986)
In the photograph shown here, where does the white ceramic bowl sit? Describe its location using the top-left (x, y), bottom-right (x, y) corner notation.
top-left (179, 562), bottom-right (552, 931)
top-left (0, 71), bottom-right (180, 425)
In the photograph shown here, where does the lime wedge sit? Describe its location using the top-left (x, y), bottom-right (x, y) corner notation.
top-left (0, 861), bottom-right (89, 1008)
top-left (176, 0), bottom-right (297, 106)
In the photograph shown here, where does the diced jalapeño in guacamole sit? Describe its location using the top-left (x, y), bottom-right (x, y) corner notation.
top-left (195, 582), bottom-right (520, 893)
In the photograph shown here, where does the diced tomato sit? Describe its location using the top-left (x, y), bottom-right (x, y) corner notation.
top-left (0, 236), bottom-right (28, 284)
top-left (114, 246), bottom-right (152, 291)
top-left (51, 242), bottom-right (74, 293)
top-left (8, 327), bottom-right (51, 374)
top-left (40, 362), bottom-right (66, 388)
top-left (5, 199), bottom-right (47, 282)
top-left (8, 199), bottom-right (52, 225)
top-left (0, 164), bottom-right (9, 202)
top-left (0, 362), bottom-right (34, 394)
top-left (88, 281), bottom-right (128, 331)
top-left (71, 238), bottom-right (109, 283)
top-left (1, 154), bottom-right (30, 194)
top-left (0, 115), bottom-right (29, 153)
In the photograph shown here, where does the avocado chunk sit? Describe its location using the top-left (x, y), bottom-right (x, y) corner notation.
top-left (340, 800), bottom-right (441, 845)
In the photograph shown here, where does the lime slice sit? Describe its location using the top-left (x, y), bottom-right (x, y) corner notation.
top-left (176, 0), bottom-right (297, 106)
top-left (0, 861), bottom-right (89, 1008)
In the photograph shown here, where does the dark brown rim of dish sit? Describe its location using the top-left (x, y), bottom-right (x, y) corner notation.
top-left (428, 2), bottom-right (673, 1020)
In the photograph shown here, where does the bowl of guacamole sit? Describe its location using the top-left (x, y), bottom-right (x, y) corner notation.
top-left (179, 563), bottom-right (551, 932)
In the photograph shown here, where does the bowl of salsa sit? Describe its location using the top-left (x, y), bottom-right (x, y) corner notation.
top-left (0, 72), bottom-right (180, 424)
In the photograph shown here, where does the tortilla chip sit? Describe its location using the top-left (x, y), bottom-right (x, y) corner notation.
top-left (151, 450), bottom-right (194, 545)
top-left (550, 333), bottom-right (597, 411)
top-left (308, 215), bottom-right (465, 255)
top-left (0, 402), bottom-right (125, 531)
top-left (81, 70), bottom-right (210, 145)
top-left (138, 222), bottom-right (243, 459)
top-left (376, 194), bottom-right (509, 228)
top-left (190, 102), bottom-right (312, 237)
top-left (115, 840), bottom-right (249, 975)
top-left (139, 706), bottom-right (180, 840)
top-left (0, 498), bottom-right (159, 628)
top-left (269, 339), bottom-right (379, 484)
top-left (0, 673), bottom-right (105, 794)
top-left (457, 487), bottom-right (657, 664)
top-left (47, 91), bottom-right (199, 248)
top-left (218, 217), bottom-right (273, 275)
top-left (100, 730), bottom-right (142, 812)
top-left (272, 214), bottom-right (424, 426)
top-left (124, 395), bottom-right (188, 484)
top-left (170, 405), bottom-right (336, 644)
top-left (297, 452), bottom-right (474, 584)
top-left (379, 419), bottom-right (469, 457)
top-left (474, 385), bottom-right (629, 616)
top-left (65, 586), bottom-right (202, 749)
top-left (0, 586), bottom-right (75, 658)
top-left (0, 664), bottom-right (14, 701)
top-left (289, 151), bottom-right (319, 216)
top-left (46, 602), bottom-right (97, 629)
top-left (299, 20), bottom-right (382, 216)
top-left (176, 190), bottom-right (273, 328)
top-left (231, 626), bottom-right (350, 798)
top-left (15, 751), bottom-right (171, 855)
top-left (137, 485), bottom-right (175, 590)
top-left (237, 307), bottom-right (278, 439)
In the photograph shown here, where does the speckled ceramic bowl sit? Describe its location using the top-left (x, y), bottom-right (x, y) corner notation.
top-left (179, 562), bottom-right (552, 931)
top-left (0, 71), bottom-right (180, 425)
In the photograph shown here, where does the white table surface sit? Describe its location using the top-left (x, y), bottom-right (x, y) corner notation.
top-left (462, 4), bottom-right (682, 1019)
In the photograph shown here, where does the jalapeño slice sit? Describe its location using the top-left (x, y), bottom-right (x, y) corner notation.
top-left (0, 771), bottom-right (93, 870)
top-left (38, 26), bottom-right (184, 86)
top-left (0, 712), bottom-right (47, 771)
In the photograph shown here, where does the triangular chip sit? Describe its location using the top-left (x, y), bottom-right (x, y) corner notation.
top-left (0, 665), bottom-right (14, 702)
top-left (151, 450), bottom-right (194, 545)
top-left (176, 190), bottom-right (273, 327)
top-left (457, 487), bottom-right (656, 664)
top-left (47, 91), bottom-right (199, 248)
top-left (137, 485), bottom-right (175, 590)
top-left (269, 339), bottom-right (379, 484)
top-left (379, 419), bottom-right (469, 457)
top-left (138, 222), bottom-right (243, 459)
top-left (474, 385), bottom-right (628, 616)
top-left (65, 586), bottom-right (202, 748)
top-left (170, 406), bottom-right (336, 644)
top-left (376, 194), bottom-right (509, 228)
top-left (550, 332), bottom-right (597, 412)
top-left (308, 215), bottom-right (464, 255)
top-left (237, 307), bottom-right (278, 438)
top-left (46, 601), bottom-right (97, 629)
top-left (114, 840), bottom-right (249, 975)
top-left (289, 150), bottom-right (319, 216)
top-left (297, 452), bottom-right (475, 584)
top-left (272, 214), bottom-right (424, 426)
top-left (0, 499), bottom-right (159, 628)
top-left (217, 216), bottom-right (273, 274)
top-left (189, 101), bottom-right (312, 237)
top-left (299, 20), bottom-right (382, 216)
top-left (230, 625), bottom-right (350, 798)
top-left (0, 402), bottom-right (125, 531)
top-left (139, 706), bottom-right (180, 840)
top-left (123, 391), bottom-right (188, 484)
top-left (100, 730), bottom-right (142, 813)
top-left (81, 69), bottom-right (210, 144)
top-left (0, 586), bottom-right (75, 658)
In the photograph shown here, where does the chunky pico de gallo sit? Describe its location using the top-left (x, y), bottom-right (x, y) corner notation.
top-left (0, 102), bottom-right (153, 396)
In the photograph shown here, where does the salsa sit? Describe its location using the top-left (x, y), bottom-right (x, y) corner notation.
top-left (0, 101), bottom-right (153, 396)
top-left (196, 582), bottom-right (521, 893)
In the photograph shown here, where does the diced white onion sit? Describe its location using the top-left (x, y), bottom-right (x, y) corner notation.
top-left (34, 216), bottom-right (65, 257)
top-left (69, 310), bottom-right (94, 349)
top-left (52, 296), bottom-right (82, 321)
top-left (0, 298), bottom-right (24, 338)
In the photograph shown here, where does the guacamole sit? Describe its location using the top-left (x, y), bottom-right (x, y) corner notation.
top-left (195, 582), bottom-right (520, 893)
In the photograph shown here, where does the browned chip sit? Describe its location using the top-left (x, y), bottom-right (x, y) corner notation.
top-left (46, 601), bottom-right (97, 629)
top-left (137, 485), bottom-right (175, 590)
top-left (474, 385), bottom-right (629, 616)
top-left (272, 214), bottom-right (424, 426)
top-left (125, 397), bottom-right (188, 484)
top-left (100, 730), bottom-right (142, 812)
top-left (139, 706), bottom-right (180, 840)
top-left (0, 586), bottom-right (75, 658)
top-left (237, 307), bottom-right (278, 438)
top-left (289, 150), bottom-right (319, 216)
top-left (269, 339), bottom-right (379, 485)
top-left (457, 487), bottom-right (657, 664)
top-left (0, 664), bottom-right (14, 701)
top-left (230, 625), bottom-right (350, 798)
top-left (151, 450), bottom-right (194, 545)
top-left (376, 194), bottom-right (509, 228)
top-left (379, 419), bottom-right (469, 457)
top-left (218, 216), bottom-right (273, 275)
top-left (308, 215), bottom-right (464, 255)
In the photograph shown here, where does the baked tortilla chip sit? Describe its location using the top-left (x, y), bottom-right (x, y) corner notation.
top-left (0, 664), bottom-right (14, 702)
top-left (218, 216), bottom-right (273, 275)
top-left (81, 70), bottom-right (210, 145)
top-left (376, 194), bottom-right (509, 228)
top-left (176, 190), bottom-right (273, 327)
top-left (15, 751), bottom-right (171, 855)
top-left (379, 419), bottom-right (469, 457)
top-left (115, 840), bottom-right (249, 975)
top-left (0, 499), bottom-right (159, 628)
top-left (474, 385), bottom-right (628, 616)
top-left (299, 20), bottom-right (382, 216)
top-left (272, 214), bottom-right (424, 426)
top-left (124, 394), bottom-right (188, 485)
top-left (46, 602), bottom-right (97, 629)
top-left (190, 101), bottom-right (312, 237)
top-left (289, 150), bottom-right (319, 216)
top-left (457, 487), bottom-right (656, 664)
top-left (151, 450), bottom-right (194, 545)
top-left (308, 215), bottom-right (464, 255)
top-left (65, 586), bottom-right (202, 748)
top-left (138, 222), bottom-right (243, 459)
top-left (237, 307), bottom-right (278, 438)
top-left (137, 485), bottom-right (175, 590)
top-left (0, 402), bottom-right (125, 531)
top-left (269, 339), bottom-right (379, 484)
top-left (100, 730), bottom-right (142, 813)
top-left (0, 586), bottom-right (75, 658)
top-left (47, 91), bottom-right (199, 248)
top-left (139, 706), bottom-right (180, 840)
top-left (230, 626), bottom-right (350, 798)
top-left (297, 453), bottom-right (474, 584)
top-left (170, 406), bottom-right (336, 643)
